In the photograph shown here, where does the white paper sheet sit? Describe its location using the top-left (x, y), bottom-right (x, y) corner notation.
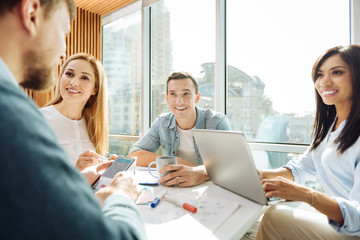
top-left (140, 193), bottom-right (240, 232)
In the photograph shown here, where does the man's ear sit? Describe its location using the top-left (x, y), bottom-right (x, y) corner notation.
top-left (195, 92), bottom-right (200, 103)
top-left (20, 0), bottom-right (41, 37)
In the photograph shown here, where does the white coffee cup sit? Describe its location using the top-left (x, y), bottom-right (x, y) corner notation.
top-left (148, 156), bottom-right (178, 180)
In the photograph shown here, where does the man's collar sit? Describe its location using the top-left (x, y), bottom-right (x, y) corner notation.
top-left (194, 107), bottom-right (203, 129)
top-left (169, 114), bottom-right (177, 129)
top-left (168, 106), bottom-right (200, 130)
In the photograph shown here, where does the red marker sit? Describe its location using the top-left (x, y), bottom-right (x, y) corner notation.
top-left (165, 195), bottom-right (197, 213)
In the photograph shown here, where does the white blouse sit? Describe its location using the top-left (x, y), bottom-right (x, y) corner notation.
top-left (40, 105), bottom-right (95, 166)
top-left (285, 120), bottom-right (360, 235)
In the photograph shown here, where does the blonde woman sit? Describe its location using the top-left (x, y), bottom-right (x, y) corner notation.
top-left (40, 53), bottom-right (110, 170)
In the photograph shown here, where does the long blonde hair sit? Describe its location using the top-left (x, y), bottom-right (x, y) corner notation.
top-left (46, 53), bottom-right (108, 156)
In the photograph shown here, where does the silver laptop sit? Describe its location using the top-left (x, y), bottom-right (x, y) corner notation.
top-left (193, 129), bottom-right (268, 205)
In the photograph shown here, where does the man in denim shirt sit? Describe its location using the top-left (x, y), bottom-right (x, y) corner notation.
top-left (129, 72), bottom-right (231, 187)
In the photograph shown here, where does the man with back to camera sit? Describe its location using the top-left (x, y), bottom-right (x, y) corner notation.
top-left (0, 0), bottom-right (145, 239)
top-left (129, 72), bottom-right (231, 187)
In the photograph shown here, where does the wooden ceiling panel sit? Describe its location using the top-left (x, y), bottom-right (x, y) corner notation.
top-left (75, 0), bottom-right (136, 16)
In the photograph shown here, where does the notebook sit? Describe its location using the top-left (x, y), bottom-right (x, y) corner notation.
top-left (192, 129), bottom-right (268, 205)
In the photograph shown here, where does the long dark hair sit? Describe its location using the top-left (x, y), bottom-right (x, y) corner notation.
top-left (310, 45), bottom-right (360, 154)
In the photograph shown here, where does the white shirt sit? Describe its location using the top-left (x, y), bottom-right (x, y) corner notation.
top-left (285, 120), bottom-right (360, 236)
top-left (40, 105), bottom-right (95, 166)
top-left (176, 124), bottom-right (198, 165)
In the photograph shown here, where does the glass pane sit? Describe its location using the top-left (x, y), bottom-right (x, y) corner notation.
top-left (252, 150), bottom-right (321, 189)
top-left (227, 0), bottom-right (349, 144)
top-left (108, 138), bottom-right (138, 156)
top-left (251, 150), bottom-right (302, 169)
top-left (150, 0), bottom-right (216, 122)
top-left (103, 10), bottom-right (141, 135)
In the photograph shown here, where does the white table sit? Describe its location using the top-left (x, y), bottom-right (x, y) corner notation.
top-left (136, 181), bottom-right (268, 240)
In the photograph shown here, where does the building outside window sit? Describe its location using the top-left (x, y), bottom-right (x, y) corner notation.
top-left (150, 0), bottom-right (216, 122)
top-left (226, 0), bottom-right (349, 167)
top-left (102, 9), bottom-right (141, 155)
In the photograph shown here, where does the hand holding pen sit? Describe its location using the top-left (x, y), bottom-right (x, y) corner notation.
top-left (76, 150), bottom-right (102, 170)
top-left (98, 155), bottom-right (110, 163)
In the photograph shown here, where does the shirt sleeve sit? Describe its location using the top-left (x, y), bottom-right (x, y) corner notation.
top-left (215, 115), bottom-right (232, 130)
top-left (102, 194), bottom-right (146, 239)
top-left (283, 148), bottom-right (317, 185)
top-left (129, 116), bottom-right (162, 154)
top-left (329, 162), bottom-right (360, 236)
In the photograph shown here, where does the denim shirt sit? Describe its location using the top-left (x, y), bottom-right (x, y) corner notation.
top-left (129, 107), bottom-right (231, 165)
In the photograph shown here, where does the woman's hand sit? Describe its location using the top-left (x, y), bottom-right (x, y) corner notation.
top-left (109, 154), bottom-right (119, 160)
top-left (262, 176), bottom-right (344, 224)
top-left (76, 150), bottom-right (101, 171)
top-left (261, 176), bottom-right (312, 203)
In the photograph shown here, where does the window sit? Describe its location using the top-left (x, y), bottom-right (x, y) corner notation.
top-left (102, 0), bottom-right (354, 166)
top-left (102, 7), bottom-right (141, 155)
top-left (150, 0), bottom-right (216, 122)
top-left (226, 0), bottom-right (349, 168)
top-left (109, 139), bottom-right (138, 156)
top-left (227, 0), bottom-right (350, 144)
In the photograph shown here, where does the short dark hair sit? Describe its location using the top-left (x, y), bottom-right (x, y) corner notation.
top-left (0, 0), bottom-right (75, 20)
top-left (311, 45), bottom-right (360, 154)
top-left (166, 71), bottom-right (199, 94)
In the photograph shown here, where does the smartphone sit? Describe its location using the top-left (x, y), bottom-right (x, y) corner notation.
top-left (92, 156), bottom-right (135, 192)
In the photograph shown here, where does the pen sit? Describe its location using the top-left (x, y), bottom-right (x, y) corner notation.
top-left (98, 156), bottom-right (110, 163)
top-left (99, 155), bottom-right (127, 163)
top-left (165, 195), bottom-right (197, 213)
top-left (150, 189), bottom-right (167, 208)
top-left (139, 182), bottom-right (160, 186)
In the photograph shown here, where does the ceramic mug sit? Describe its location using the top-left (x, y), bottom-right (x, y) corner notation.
top-left (148, 156), bottom-right (178, 180)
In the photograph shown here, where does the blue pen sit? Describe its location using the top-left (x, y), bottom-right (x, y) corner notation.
top-left (139, 182), bottom-right (160, 186)
top-left (150, 189), bottom-right (167, 208)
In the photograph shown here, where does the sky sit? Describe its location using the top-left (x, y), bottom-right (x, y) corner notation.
top-left (164, 0), bottom-right (350, 115)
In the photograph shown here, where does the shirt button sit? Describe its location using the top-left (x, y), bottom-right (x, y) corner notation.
top-left (173, 151), bottom-right (175, 154)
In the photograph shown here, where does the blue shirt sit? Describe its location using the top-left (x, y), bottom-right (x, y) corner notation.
top-left (0, 58), bottom-right (145, 240)
top-left (285, 120), bottom-right (360, 236)
top-left (129, 107), bottom-right (231, 165)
